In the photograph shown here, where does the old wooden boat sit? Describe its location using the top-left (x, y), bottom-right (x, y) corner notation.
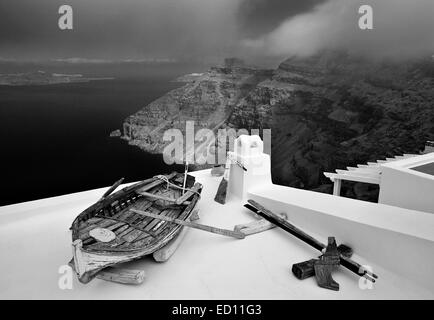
top-left (70, 172), bottom-right (202, 283)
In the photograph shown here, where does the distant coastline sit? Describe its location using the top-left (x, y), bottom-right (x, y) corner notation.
top-left (0, 70), bottom-right (114, 86)
top-left (0, 61), bottom-right (195, 206)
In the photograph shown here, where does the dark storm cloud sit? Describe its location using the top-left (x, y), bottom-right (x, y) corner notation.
top-left (0, 0), bottom-right (241, 61)
top-left (242, 0), bottom-right (434, 60)
top-left (1, 0), bottom-right (433, 62)
top-left (236, 0), bottom-right (327, 37)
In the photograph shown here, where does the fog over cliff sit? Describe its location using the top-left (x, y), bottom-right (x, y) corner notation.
top-left (240, 0), bottom-right (434, 60)
top-left (0, 0), bottom-right (433, 61)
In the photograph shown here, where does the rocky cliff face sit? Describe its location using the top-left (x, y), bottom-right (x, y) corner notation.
top-left (228, 53), bottom-right (434, 200)
top-left (119, 53), bottom-right (434, 201)
top-left (121, 63), bottom-right (272, 154)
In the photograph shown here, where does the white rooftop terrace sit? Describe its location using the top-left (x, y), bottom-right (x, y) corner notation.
top-left (0, 135), bottom-right (433, 299)
top-left (0, 169), bottom-right (433, 299)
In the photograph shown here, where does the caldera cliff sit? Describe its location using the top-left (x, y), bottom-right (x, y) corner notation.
top-left (117, 53), bottom-right (434, 201)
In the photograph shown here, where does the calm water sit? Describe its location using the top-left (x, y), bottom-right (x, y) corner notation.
top-left (0, 62), bottom-right (204, 206)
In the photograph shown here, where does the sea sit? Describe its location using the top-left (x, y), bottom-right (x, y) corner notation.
top-left (0, 61), bottom-right (206, 206)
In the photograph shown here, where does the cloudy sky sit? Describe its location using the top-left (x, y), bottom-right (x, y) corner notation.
top-left (0, 0), bottom-right (433, 62)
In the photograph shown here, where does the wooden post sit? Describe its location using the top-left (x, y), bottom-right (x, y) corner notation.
top-left (333, 179), bottom-right (342, 196)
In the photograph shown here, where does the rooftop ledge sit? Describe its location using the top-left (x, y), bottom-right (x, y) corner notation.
top-left (249, 183), bottom-right (434, 244)
top-left (0, 169), bottom-right (433, 299)
top-left (246, 179), bottom-right (434, 294)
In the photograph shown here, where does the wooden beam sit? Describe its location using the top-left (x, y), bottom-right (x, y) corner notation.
top-left (153, 210), bottom-right (200, 262)
top-left (325, 172), bottom-right (380, 185)
top-left (138, 191), bottom-right (190, 206)
top-left (357, 164), bottom-right (369, 168)
top-left (234, 219), bottom-right (276, 236)
top-left (367, 162), bottom-right (381, 167)
top-left (324, 172), bottom-right (335, 180)
top-left (131, 209), bottom-right (245, 239)
top-left (69, 259), bottom-right (145, 285)
top-left (348, 167), bottom-right (381, 175)
top-left (175, 183), bottom-right (201, 205)
top-left (138, 191), bottom-right (176, 202)
top-left (336, 169), bottom-right (379, 178)
top-left (351, 166), bottom-right (381, 173)
top-left (93, 267), bottom-right (146, 285)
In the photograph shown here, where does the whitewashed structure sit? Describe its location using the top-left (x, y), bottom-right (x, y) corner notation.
top-left (1, 135), bottom-right (433, 299)
top-left (323, 143), bottom-right (434, 214)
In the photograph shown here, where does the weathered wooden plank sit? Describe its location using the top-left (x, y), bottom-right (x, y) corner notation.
top-left (72, 174), bottom-right (176, 233)
top-left (153, 226), bottom-right (189, 262)
top-left (121, 230), bottom-right (144, 243)
top-left (144, 209), bottom-right (172, 232)
top-left (94, 267), bottom-right (146, 285)
top-left (152, 209), bottom-right (183, 237)
top-left (86, 232), bottom-right (128, 250)
top-left (139, 191), bottom-right (177, 203)
top-left (69, 259), bottom-right (145, 285)
top-left (234, 219), bottom-right (276, 236)
top-left (152, 210), bottom-right (199, 262)
top-left (130, 234), bottom-right (153, 247)
top-left (175, 183), bottom-right (201, 205)
top-left (131, 209), bottom-right (245, 239)
top-left (88, 199), bottom-right (153, 243)
top-left (84, 208), bottom-right (150, 246)
top-left (79, 217), bottom-right (104, 229)
top-left (100, 178), bottom-right (125, 199)
top-left (135, 174), bottom-right (177, 197)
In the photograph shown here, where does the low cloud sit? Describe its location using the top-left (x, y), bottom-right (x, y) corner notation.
top-left (242, 0), bottom-right (434, 60)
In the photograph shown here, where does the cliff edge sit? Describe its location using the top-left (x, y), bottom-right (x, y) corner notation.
top-left (117, 53), bottom-right (434, 201)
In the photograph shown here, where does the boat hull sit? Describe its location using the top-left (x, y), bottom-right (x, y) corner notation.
top-left (70, 172), bottom-right (202, 283)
